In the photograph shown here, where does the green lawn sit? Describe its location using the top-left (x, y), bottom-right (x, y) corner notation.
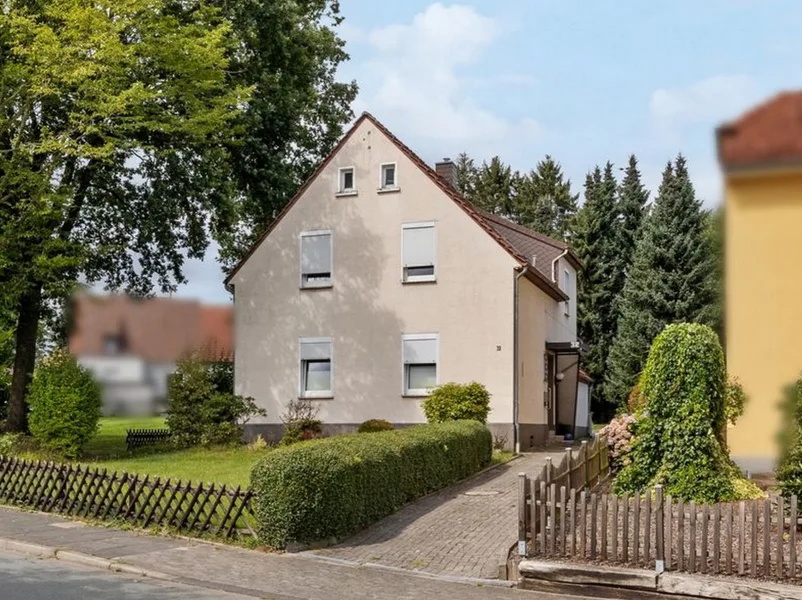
top-left (87, 445), bottom-right (266, 488)
top-left (71, 416), bottom-right (265, 487)
top-left (82, 416), bottom-right (167, 459)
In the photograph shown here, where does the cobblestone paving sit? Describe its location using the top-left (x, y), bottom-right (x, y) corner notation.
top-left (313, 449), bottom-right (564, 579)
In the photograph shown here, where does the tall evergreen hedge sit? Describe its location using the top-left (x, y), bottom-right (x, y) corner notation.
top-left (250, 421), bottom-right (492, 548)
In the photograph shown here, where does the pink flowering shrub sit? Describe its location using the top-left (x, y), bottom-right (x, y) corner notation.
top-left (599, 413), bottom-right (637, 473)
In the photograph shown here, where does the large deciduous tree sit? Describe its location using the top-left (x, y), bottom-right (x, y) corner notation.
top-left (215, 0), bottom-right (358, 266)
top-left (0, 0), bottom-right (248, 431)
top-left (605, 156), bottom-right (716, 406)
top-left (1, 0), bottom-right (357, 432)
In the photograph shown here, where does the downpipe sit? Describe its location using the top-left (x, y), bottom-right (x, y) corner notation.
top-left (513, 265), bottom-right (529, 454)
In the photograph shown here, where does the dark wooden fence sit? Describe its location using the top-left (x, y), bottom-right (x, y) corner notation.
top-left (0, 456), bottom-right (254, 539)
top-left (519, 477), bottom-right (802, 582)
top-left (126, 429), bottom-right (172, 454)
top-left (517, 436), bottom-right (610, 556)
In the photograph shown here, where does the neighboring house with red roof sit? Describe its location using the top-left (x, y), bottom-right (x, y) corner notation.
top-left (226, 113), bottom-right (590, 450)
top-left (717, 90), bottom-right (802, 472)
top-left (69, 294), bottom-right (233, 416)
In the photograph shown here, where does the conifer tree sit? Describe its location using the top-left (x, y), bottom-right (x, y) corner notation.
top-left (514, 156), bottom-right (578, 240)
top-left (454, 153), bottom-right (478, 200)
top-left (472, 157), bottom-right (515, 216)
top-left (574, 164), bottom-right (619, 411)
top-left (605, 156), bottom-right (716, 405)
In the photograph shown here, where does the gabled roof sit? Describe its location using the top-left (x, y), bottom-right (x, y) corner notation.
top-left (475, 208), bottom-right (582, 279)
top-left (717, 91), bottom-right (802, 171)
top-left (69, 294), bottom-right (233, 362)
top-left (224, 112), bottom-right (574, 301)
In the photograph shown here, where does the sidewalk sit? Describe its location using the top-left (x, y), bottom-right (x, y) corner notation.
top-left (312, 449), bottom-right (560, 579)
top-left (0, 507), bottom-right (590, 600)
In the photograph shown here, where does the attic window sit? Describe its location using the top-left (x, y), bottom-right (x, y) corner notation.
top-left (379, 163), bottom-right (399, 192)
top-left (337, 167), bottom-right (356, 196)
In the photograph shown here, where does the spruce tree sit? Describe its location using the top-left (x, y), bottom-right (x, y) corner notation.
top-left (615, 155), bottom-right (649, 274)
top-left (454, 152), bottom-right (478, 200)
top-left (514, 156), bottom-right (578, 240)
top-left (575, 164), bottom-right (619, 413)
top-left (605, 156), bottom-right (716, 406)
top-left (473, 156), bottom-right (515, 216)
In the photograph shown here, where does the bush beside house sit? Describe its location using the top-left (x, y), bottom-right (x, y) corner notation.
top-left (28, 349), bottom-right (102, 459)
top-left (250, 420), bottom-right (492, 548)
top-left (167, 353), bottom-right (264, 447)
top-left (422, 381), bottom-right (491, 424)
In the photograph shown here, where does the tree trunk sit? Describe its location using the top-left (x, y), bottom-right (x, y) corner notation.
top-left (6, 285), bottom-right (42, 433)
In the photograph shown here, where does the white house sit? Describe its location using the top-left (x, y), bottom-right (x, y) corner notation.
top-left (225, 113), bottom-right (587, 450)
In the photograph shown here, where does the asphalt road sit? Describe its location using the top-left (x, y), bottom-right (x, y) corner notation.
top-left (0, 551), bottom-right (253, 600)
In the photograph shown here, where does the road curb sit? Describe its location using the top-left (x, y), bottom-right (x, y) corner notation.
top-left (0, 538), bottom-right (56, 559)
top-left (519, 559), bottom-right (802, 600)
top-left (0, 535), bottom-right (175, 582)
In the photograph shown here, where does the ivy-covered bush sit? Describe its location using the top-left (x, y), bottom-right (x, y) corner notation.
top-left (613, 323), bottom-right (761, 503)
top-left (422, 381), bottom-right (491, 424)
top-left (724, 377), bottom-right (748, 427)
top-left (600, 413), bottom-right (637, 473)
top-left (251, 420), bottom-right (492, 548)
top-left (357, 419), bottom-right (394, 433)
top-left (776, 376), bottom-right (802, 497)
top-left (28, 349), bottom-right (102, 458)
top-left (167, 352), bottom-right (264, 447)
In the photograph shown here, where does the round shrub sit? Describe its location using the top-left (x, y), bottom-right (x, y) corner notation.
top-left (357, 419), bottom-right (394, 433)
top-left (28, 349), bottom-right (101, 459)
top-left (422, 381), bottom-right (491, 424)
top-left (614, 323), bottom-right (758, 503)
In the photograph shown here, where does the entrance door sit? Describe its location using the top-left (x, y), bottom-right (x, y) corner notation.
top-left (546, 352), bottom-right (556, 430)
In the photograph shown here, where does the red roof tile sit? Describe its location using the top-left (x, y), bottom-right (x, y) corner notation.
top-left (717, 91), bottom-right (802, 169)
top-left (69, 294), bottom-right (233, 362)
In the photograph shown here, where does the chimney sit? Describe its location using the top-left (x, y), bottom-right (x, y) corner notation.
top-left (435, 158), bottom-right (457, 190)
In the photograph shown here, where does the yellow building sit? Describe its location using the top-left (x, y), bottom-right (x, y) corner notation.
top-left (717, 91), bottom-right (802, 473)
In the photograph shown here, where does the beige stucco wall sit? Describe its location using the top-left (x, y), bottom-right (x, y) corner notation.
top-left (231, 119), bottom-right (519, 430)
top-left (547, 258), bottom-right (577, 343)
top-left (725, 169), bottom-right (802, 471)
top-left (517, 278), bottom-right (548, 430)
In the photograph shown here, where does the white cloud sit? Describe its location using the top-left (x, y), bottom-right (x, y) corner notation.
top-left (354, 3), bottom-right (539, 150)
top-left (649, 75), bottom-right (760, 129)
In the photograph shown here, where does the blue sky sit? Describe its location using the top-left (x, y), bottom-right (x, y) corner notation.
top-left (175, 0), bottom-right (802, 304)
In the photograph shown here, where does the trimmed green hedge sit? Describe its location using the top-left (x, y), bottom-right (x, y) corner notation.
top-left (250, 420), bottom-right (492, 548)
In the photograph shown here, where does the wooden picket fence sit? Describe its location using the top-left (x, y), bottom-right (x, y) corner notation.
top-left (519, 475), bottom-right (802, 582)
top-left (517, 435), bottom-right (610, 554)
top-left (126, 428), bottom-right (172, 454)
top-left (0, 456), bottom-right (255, 539)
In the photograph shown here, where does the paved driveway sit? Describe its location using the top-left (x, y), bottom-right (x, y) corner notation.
top-left (311, 449), bottom-right (564, 580)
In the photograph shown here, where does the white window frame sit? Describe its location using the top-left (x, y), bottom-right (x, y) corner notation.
top-left (336, 166), bottom-right (357, 196)
top-left (299, 337), bottom-right (333, 399)
top-left (378, 162), bottom-right (399, 193)
top-left (563, 268), bottom-right (571, 316)
top-left (299, 230), bottom-right (333, 289)
top-left (402, 221), bottom-right (437, 283)
top-left (401, 333), bottom-right (439, 397)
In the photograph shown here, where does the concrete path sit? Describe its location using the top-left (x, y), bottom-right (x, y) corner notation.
top-left (312, 449), bottom-right (564, 579)
top-left (0, 506), bottom-right (596, 599)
